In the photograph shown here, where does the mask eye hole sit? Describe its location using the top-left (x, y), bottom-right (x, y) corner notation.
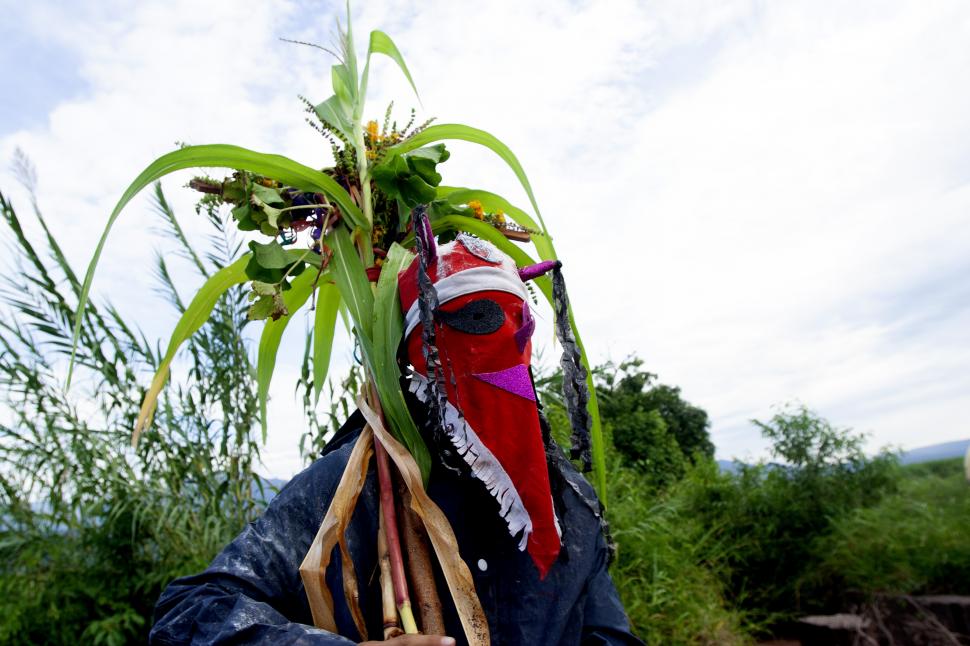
top-left (437, 298), bottom-right (505, 335)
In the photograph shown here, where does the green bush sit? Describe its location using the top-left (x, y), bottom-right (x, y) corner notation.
top-left (590, 358), bottom-right (712, 488)
top-left (811, 463), bottom-right (970, 597)
top-left (685, 404), bottom-right (899, 620)
top-left (901, 456), bottom-right (963, 479)
top-left (609, 458), bottom-right (755, 644)
top-left (0, 179), bottom-right (264, 645)
top-left (539, 360), bottom-right (752, 643)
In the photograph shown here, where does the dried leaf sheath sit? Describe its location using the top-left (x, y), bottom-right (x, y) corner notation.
top-left (299, 427), bottom-right (373, 638)
top-left (358, 396), bottom-right (490, 646)
top-left (340, 527), bottom-right (368, 638)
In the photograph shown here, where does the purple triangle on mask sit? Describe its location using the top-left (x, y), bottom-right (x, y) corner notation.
top-left (472, 364), bottom-right (536, 402)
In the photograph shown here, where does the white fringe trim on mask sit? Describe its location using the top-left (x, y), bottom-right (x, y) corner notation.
top-left (409, 372), bottom-right (533, 550)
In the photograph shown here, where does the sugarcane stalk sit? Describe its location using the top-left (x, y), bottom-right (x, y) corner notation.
top-left (395, 472), bottom-right (446, 635)
top-left (368, 383), bottom-right (418, 635)
top-left (375, 437), bottom-right (418, 634)
top-left (378, 513), bottom-right (405, 639)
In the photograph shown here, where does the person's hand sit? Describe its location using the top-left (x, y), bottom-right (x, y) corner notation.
top-left (359, 636), bottom-right (455, 646)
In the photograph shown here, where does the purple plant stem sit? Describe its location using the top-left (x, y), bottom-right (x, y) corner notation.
top-left (368, 382), bottom-right (410, 614)
top-left (375, 437), bottom-right (409, 608)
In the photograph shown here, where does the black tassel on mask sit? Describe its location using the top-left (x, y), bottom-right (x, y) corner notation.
top-left (411, 205), bottom-right (454, 460)
top-left (551, 263), bottom-right (593, 473)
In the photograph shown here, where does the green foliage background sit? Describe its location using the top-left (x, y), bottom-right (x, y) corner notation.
top-left (0, 182), bottom-right (264, 645)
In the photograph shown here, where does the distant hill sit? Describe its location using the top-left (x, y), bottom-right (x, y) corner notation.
top-left (717, 459), bottom-right (742, 474)
top-left (718, 438), bottom-right (970, 473)
top-left (899, 438), bottom-right (970, 465)
top-left (716, 459), bottom-right (786, 474)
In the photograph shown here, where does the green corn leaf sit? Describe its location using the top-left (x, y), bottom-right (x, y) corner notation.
top-left (314, 95), bottom-right (354, 143)
top-left (372, 242), bottom-right (431, 483)
top-left (313, 277), bottom-right (341, 405)
top-left (331, 64), bottom-right (357, 114)
top-left (337, 298), bottom-right (353, 336)
top-left (342, 0), bottom-right (359, 95)
top-left (256, 268), bottom-right (317, 441)
top-left (133, 253), bottom-right (250, 443)
top-left (300, 314), bottom-right (313, 386)
top-left (326, 225), bottom-right (374, 342)
top-left (388, 124), bottom-right (547, 233)
top-left (367, 30), bottom-right (419, 100)
top-left (372, 243), bottom-right (411, 384)
top-left (436, 186), bottom-right (556, 262)
top-left (69, 143), bottom-right (364, 387)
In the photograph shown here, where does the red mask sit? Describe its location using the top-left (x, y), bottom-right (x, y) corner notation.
top-left (399, 235), bottom-right (560, 578)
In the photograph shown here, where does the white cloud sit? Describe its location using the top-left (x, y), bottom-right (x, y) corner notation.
top-left (2, 0), bottom-right (969, 476)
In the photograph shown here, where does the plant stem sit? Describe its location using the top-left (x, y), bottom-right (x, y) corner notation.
top-left (351, 126), bottom-right (374, 228)
top-left (378, 513), bottom-right (404, 639)
top-left (361, 176), bottom-right (374, 229)
top-left (396, 471), bottom-right (446, 635)
top-left (278, 248), bottom-right (313, 283)
top-left (376, 438), bottom-right (418, 633)
top-left (369, 382), bottom-right (417, 634)
top-left (375, 439), bottom-right (406, 599)
top-left (276, 204), bottom-right (331, 214)
top-left (353, 41), bottom-right (374, 230)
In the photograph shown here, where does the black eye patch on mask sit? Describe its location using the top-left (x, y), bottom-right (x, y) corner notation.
top-left (437, 298), bottom-right (505, 335)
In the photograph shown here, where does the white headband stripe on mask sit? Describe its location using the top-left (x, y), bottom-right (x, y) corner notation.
top-left (403, 266), bottom-right (529, 339)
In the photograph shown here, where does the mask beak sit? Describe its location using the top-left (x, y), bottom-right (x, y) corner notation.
top-left (472, 364), bottom-right (536, 401)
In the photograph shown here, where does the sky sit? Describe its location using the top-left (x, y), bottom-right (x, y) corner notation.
top-left (1, 0), bottom-right (968, 478)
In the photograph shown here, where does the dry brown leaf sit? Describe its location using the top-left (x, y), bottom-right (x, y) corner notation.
top-left (299, 426), bottom-right (373, 638)
top-left (340, 533), bottom-right (368, 637)
top-left (358, 397), bottom-right (490, 646)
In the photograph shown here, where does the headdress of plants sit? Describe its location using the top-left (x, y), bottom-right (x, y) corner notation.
top-left (69, 7), bottom-right (605, 644)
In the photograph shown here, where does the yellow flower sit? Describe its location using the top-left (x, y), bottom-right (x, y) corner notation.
top-left (468, 200), bottom-right (485, 220)
top-left (495, 210), bottom-right (506, 225)
top-left (366, 120), bottom-right (380, 142)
